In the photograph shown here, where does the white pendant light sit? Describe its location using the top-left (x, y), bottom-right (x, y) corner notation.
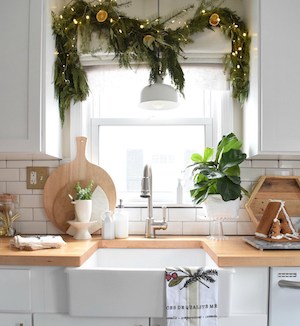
top-left (139, 76), bottom-right (179, 110)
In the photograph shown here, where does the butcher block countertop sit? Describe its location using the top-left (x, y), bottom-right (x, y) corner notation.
top-left (0, 235), bottom-right (300, 267)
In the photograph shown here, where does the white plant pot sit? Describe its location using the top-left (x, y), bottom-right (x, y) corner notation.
top-left (74, 200), bottom-right (92, 222)
top-left (203, 195), bottom-right (240, 220)
top-left (203, 195), bottom-right (240, 241)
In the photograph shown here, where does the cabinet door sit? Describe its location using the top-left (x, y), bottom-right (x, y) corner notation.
top-left (34, 314), bottom-right (149, 326)
top-left (0, 313), bottom-right (32, 326)
top-left (0, 0), bottom-right (62, 158)
top-left (244, 0), bottom-right (300, 157)
top-left (0, 0), bottom-right (42, 153)
top-left (260, 0), bottom-right (300, 153)
top-left (0, 269), bottom-right (31, 312)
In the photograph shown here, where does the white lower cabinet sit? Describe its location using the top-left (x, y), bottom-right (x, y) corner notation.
top-left (33, 314), bottom-right (148, 326)
top-left (0, 313), bottom-right (32, 326)
top-left (151, 316), bottom-right (267, 326)
top-left (0, 269), bottom-right (31, 312)
top-left (0, 259), bottom-right (269, 326)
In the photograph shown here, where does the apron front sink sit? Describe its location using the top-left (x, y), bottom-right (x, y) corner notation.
top-left (66, 248), bottom-right (229, 318)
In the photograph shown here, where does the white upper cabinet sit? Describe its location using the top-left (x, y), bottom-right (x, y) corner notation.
top-left (0, 0), bottom-right (62, 159)
top-left (243, 0), bottom-right (300, 158)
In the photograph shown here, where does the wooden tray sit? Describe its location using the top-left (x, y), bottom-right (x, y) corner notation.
top-left (43, 137), bottom-right (116, 233)
top-left (245, 176), bottom-right (300, 226)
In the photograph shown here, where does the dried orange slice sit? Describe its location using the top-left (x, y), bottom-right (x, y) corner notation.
top-left (96, 9), bottom-right (108, 23)
top-left (209, 13), bottom-right (220, 27)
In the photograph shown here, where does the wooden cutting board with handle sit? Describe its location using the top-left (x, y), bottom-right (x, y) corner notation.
top-left (43, 136), bottom-right (116, 232)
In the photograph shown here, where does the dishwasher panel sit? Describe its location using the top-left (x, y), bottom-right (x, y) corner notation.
top-left (269, 267), bottom-right (300, 326)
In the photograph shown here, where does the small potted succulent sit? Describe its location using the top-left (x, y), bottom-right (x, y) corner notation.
top-left (189, 132), bottom-right (249, 221)
top-left (74, 180), bottom-right (94, 222)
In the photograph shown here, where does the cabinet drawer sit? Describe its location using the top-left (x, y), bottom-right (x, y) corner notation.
top-left (0, 313), bottom-right (32, 326)
top-left (0, 269), bottom-right (31, 312)
top-left (34, 314), bottom-right (148, 326)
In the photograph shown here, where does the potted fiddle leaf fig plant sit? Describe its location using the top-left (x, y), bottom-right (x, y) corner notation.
top-left (189, 133), bottom-right (249, 225)
top-left (74, 180), bottom-right (94, 222)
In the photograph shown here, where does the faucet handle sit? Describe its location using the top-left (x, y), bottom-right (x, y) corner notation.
top-left (162, 206), bottom-right (167, 222)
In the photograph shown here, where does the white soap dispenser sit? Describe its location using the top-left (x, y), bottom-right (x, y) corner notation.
top-left (102, 210), bottom-right (115, 240)
top-left (177, 178), bottom-right (183, 204)
top-left (114, 199), bottom-right (129, 239)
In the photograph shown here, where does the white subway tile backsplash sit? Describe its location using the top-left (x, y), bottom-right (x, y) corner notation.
top-left (240, 160), bottom-right (252, 168)
top-left (220, 221), bottom-right (237, 235)
top-left (19, 195), bottom-right (44, 208)
top-left (125, 208), bottom-right (142, 221)
top-left (279, 160), bottom-right (300, 169)
top-left (46, 222), bottom-right (62, 235)
top-left (251, 160), bottom-right (279, 168)
top-left (265, 168), bottom-right (292, 176)
top-left (237, 222), bottom-right (256, 235)
top-left (241, 168), bottom-right (266, 182)
top-left (129, 221), bottom-right (145, 235)
top-left (0, 158), bottom-right (298, 236)
top-left (183, 222), bottom-right (210, 235)
top-left (33, 160), bottom-right (59, 168)
top-left (238, 208), bottom-right (251, 222)
top-left (196, 207), bottom-right (206, 220)
top-left (33, 208), bottom-right (48, 221)
top-left (15, 221), bottom-right (47, 235)
top-left (168, 208), bottom-right (196, 222)
top-left (18, 208), bottom-right (34, 221)
top-left (141, 207), bottom-right (165, 221)
top-left (0, 169), bottom-right (19, 181)
top-left (157, 222), bottom-right (183, 236)
top-left (19, 168), bottom-right (27, 181)
top-left (7, 182), bottom-right (32, 195)
top-left (7, 160), bottom-right (32, 168)
top-left (0, 182), bottom-right (6, 194)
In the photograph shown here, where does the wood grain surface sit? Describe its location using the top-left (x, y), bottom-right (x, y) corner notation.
top-left (43, 137), bottom-right (116, 232)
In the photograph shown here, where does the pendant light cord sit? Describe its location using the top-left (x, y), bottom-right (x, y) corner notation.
top-left (157, 0), bottom-right (162, 78)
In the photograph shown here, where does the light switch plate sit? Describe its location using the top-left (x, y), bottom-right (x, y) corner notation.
top-left (26, 167), bottom-right (49, 189)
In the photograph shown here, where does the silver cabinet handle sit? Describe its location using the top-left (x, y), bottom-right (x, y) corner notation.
top-left (278, 280), bottom-right (300, 289)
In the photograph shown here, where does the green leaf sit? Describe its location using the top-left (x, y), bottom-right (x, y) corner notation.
top-left (215, 133), bottom-right (242, 162)
top-left (168, 276), bottom-right (187, 287)
top-left (216, 177), bottom-right (241, 201)
top-left (191, 153), bottom-right (203, 162)
top-left (219, 149), bottom-right (246, 171)
top-left (203, 147), bottom-right (214, 162)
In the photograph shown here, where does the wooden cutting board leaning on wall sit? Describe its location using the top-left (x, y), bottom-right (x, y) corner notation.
top-left (43, 137), bottom-right (116, 232)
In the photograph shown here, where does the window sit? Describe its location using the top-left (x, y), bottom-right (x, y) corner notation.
top-left (81, 64), bottom-right (231, 205)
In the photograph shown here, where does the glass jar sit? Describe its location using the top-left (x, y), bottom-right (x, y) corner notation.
top-left (0, 194), bottom-right (19, 236)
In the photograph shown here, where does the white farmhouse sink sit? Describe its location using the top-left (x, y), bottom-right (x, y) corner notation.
top-left (66, 248), bottom-right (230, 318)
top-left (80, 248), bottom-right (206, 269)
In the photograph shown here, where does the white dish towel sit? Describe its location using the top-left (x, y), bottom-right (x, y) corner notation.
top-left (11, 235), bottom-right (66, 250)
top-left (166, 267), bottom-right (219, 326)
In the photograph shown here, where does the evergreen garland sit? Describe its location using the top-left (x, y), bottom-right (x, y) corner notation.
top-left (52, 0), bottom-right (251, 124)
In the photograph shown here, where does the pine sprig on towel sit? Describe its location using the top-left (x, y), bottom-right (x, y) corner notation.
top-left (181, 268), bottom-right (218, 289)
top-left (166, 268), bottom-right (218, 289)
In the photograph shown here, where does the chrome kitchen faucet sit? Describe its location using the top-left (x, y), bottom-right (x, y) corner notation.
top-left (140, 165), bottom-right (168, 238)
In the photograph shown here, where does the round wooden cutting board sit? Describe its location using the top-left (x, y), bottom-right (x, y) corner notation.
top-left (43, 137), bottom-right (116, 232)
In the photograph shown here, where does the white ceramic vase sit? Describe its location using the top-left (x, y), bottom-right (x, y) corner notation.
top-left (74, 200), bottom-right (92, 222)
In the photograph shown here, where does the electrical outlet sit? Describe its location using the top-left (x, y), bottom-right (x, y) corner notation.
top-left (26, 167), bottom-right (49, 189)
